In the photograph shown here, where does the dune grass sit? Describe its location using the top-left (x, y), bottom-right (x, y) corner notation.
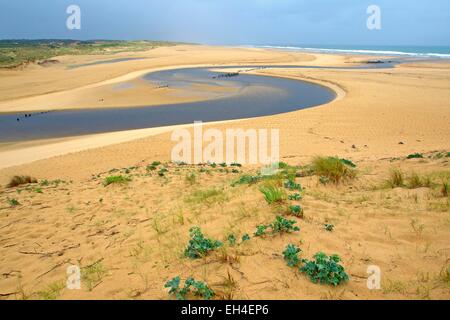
top-left (259, 184), bottom-right (286, 204)
top-left (103, 175), bottom-right (131, 186)
top-left (311, 156), bottom-right (356, 184)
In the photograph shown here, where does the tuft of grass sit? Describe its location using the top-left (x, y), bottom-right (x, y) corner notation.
top-left (7, 197), bottom-right (20, 207)
top-left (37, 281), bottom-right (65, 300)
top-left (311, 156), bottom-right (356, 184)
top-left (259, 185), bottom-right (286, 204)
top-left (7, 175), bottom-right (37, 188)
top-left (386, 168), bottom-right (404, 188)
top-left (103, 175), bottom-right (131, 186)
top-left (231, 174), bottom-right (261, 186)
top-left (186, 187), bottom-right (227, 206)
top-left (185, 172), bottom-right (197, 185)
top-left (441, 182), bottom-right (449, 197)
top-left (81, 261), bottom-right (107, 291)
top-left (407, 172), bottom-right (432, 189)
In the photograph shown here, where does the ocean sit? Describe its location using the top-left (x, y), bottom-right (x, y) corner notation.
top-left (252, 45), bottom-right (450, 59)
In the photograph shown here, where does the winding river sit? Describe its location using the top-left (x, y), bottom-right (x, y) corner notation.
top-left (0, 62), bottom-right (397, 142)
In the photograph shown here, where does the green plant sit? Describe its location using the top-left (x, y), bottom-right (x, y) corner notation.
top-left (165, 276), bottom-right (214, 300)
top-left (311, 156), bottom-right (356, 184)
top-left (241, 234), bottom-right (250, 242)
top-left (158, 168), bottom-right (168, 177)
top-left (184, 227), bottom-right (222, 259)
top-left (407, 153), bottom-right (424, 159)
top-left (288, 205), bottom-right (304, 218)
top-left (339, 158), bottom-right (356, 168)
top-left (227, 234), bottom-right (237, 246)
top-left (7, 175), bottom-right (37, 188)
top-left (7, 197), bottom-right (20, 207)
top-left (255, 216), bottom-right (300, 237)
top-left (284, 179), bottom-right (302, 191)
top-left (103, 175), bottom-right (131, 186)
top-left (231, 174), bottom-right (261, 186)
top-left (324, 224), bottom-right (335, 232)
top-left (288, 193), bottom-right (302, 201)
top-left (300, 252), bottom-right (349, 286)
top-left (271, 216), bottom-right (300, 234)
top-left (254, 225), bottom-right (268, 237)
top-left (34, 187), bottom-right (43, 194)
top-left (146, 164), bottom-right (157, 172)
top-left (230, 163), bottom-right (242, 167)
top-left (283, 244), bottom-right (302, 267)
top-left (259, 185), bottom-right (286, 204)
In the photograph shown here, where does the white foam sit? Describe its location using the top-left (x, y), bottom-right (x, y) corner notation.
top-left (255, 45), bottom-right (450, 59)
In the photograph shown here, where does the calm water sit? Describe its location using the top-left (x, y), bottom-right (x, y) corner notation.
top-left (0, 66), bottom-right (338, 142)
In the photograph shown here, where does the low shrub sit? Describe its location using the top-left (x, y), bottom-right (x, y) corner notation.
top-left (7, 175), bottom-right (37, 188)
top-left (283, 244), bottom-right (301, 267)
top-left (184, 227), bottom-right (222, 259)
top-left (300, 252), bottom-right (349, 286)
top-left (288, 193), bottom-right (302, 201)
top-left (165, 276), bottom-right (214, 300)
top-left (288, 205), bottom-right (304, 218)
top-left (255, 216), bottom-right (300, 237)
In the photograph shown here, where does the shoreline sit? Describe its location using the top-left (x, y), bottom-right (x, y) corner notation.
top-left (0, 45), bottom-right (449, 180)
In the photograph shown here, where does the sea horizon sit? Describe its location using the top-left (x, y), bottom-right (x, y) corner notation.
top-left (245, 44), bottom-right (450, 59)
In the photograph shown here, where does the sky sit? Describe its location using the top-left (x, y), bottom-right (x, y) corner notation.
top-left (1, 0), bottom-right (449, 46)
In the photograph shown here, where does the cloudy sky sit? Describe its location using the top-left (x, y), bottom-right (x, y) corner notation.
top-left (1, 0), bottom-right (449, 45)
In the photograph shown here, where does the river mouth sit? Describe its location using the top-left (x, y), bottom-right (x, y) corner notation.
top-left (0, 66), bottom-right (337, 143)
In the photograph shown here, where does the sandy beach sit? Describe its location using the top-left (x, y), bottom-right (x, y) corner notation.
top-left (0, 45), bottom-right (449, 300)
